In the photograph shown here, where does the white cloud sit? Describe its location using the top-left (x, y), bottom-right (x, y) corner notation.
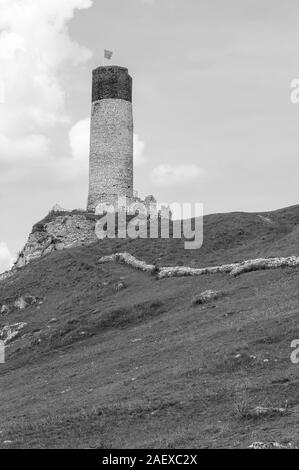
top-left (68, 117), bottom-right (90, 178)
top-left (0, 0), bottom-right (93, 168)
top-left (0, 241), bottom-right (11, 274)
top-left (69, 117), bottom-right (90, 162)
top-left (0, 133), bottom-right (50, 161)
top-left (0, 78), bottom-right (5, 104)
top-left (0, 116), bottom-right (90, 186)
top-left (0, 0), bottom-right (92, 129)
top-left (151, 164), bottom-right (203, 187)
top-left (134, 133), bottom-right (147, 166)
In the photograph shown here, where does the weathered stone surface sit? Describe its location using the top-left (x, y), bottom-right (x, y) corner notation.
top-left (230, 255), bottom-right (299, 276)
top-left (0, 271), bottom-right (14, 282)
top-left (0, 305), bottom-right (9, 315)
top-left (99, 253), bottom-right (157, 274)
top-left (114, 281), bottom-right (127, 292)
top-left (92, 66), bottom-right (132, 103)
top-left (87, 65), bottom-right (133, 212)
top-left (87, 98), bottom-right (134, 212)
top-left (249, 441), bottom-right (297, 449)
top-left (13, 297), bottom-right (27, 310)
top-left (191, 290), bottom-right (223, 306)
top-left (14, 213), bottom-right (97, 269)
top-left (13, 295), bottom-right (37, 310)
top-left (98, 252), bottom-right (299, 280)
top-left (0, 322), bottom-right (27, 344)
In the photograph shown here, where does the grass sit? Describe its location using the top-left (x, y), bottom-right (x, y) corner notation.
top-left (1, 204), bottom-right (299, 448)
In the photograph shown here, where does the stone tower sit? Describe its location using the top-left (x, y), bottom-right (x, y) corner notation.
top-left (87, 66), bottom-right (134, 212)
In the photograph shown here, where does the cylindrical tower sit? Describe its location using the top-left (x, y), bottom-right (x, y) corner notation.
top-left (87, 66), bottom-right (133, 212)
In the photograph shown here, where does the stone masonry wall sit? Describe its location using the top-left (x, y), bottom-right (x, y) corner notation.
top-left (87, 66), bottom-right (134, 212)
top-left (87, 98), bottom-right (133, 211)
top-left (92, 66), bottom-right (132, 102)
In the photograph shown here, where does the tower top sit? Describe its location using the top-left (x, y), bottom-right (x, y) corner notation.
top-left (92, 66), bottom-right (132, 103)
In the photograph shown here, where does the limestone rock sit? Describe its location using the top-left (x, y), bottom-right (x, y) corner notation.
top-left (13, 297), bottom-right (27, 310)
top-left (0, 322), bottom-right (27, 344)
top-left (249, 441), bottom-right (297, 449)
top-left (0, 271), bottom-right (14, 282)
top-left (98, 252), bottom-right (157, 274)
top-left (253, 405), bottom-right (288, 417)
top-left (114, 281), bottom-right (127, 292)
top-left (14, 212), bottom-right (97, 269)
top-left (191, 290), bottom-right (223, 306)
top-left (13, 295), bottom-right (37, 310)
top-left (230, 255), bottom-right (299, 276)
top-left (1, 305), bottom-right (9, 315)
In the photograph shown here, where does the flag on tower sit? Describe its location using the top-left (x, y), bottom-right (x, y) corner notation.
top-left (104, 49), bottom-right (113, 60)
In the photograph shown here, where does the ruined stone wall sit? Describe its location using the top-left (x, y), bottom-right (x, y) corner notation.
top-left (87, 66), bottom-right (134, 212)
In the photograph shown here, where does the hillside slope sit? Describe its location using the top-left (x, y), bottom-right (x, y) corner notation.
top-left (12, 203), bottom-right (299, 271)
top-left (0, 205), bottom-right (299, 448)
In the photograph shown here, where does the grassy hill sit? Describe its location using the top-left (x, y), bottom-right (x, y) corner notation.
top-left (0, 205), bottom-right (299, 448)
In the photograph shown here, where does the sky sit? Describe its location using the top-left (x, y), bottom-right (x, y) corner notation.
top-left (1, 0), bottom-right (299, 272)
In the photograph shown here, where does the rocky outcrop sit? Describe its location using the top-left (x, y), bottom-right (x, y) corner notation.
top-left (4, 211), bottom-right (299, 281)
top-left (0, 271), bottom-right (14, 283)
top-left (99, 252), bottom-right (157, 274)
top-left (98, 252), bottom-right (299, 279)
top-left (230, 255), bottom-right (299, 276)
top-left (191, 290), bottom-right (224, 306)
top-left (0, 295), bottom-right (40, 315)
top-left (13, 295), bottom-right (38, 310)
top-left (1, 305), bottom-right (9, 315)
top-left (0, 322), bottom-right (27, 344)
top-left (15, 211), bottom-right (97, 269)
top-left (249, 441), bottom-right (297, 449)
top-left (114, 281), bottom-right (127, 292)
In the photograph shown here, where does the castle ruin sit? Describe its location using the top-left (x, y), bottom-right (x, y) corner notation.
top-left (87, 66), bottom-right (134, 212)
top-left (12, 63), bottom-right (170, 271)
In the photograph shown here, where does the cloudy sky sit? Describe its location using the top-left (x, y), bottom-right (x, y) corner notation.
top-left (1, 0), bottom-right (299, 272)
